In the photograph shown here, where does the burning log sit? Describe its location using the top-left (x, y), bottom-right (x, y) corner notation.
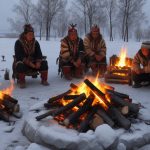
top-left (53, 93), bottom-right (86, 117)
top-left (0, 109), bottom-right (10, 122)
top-left (84, 79), bottom-right (131, 129)
top-left (0, 93), bottom-right (18, 104)
top-left (48, 90), bottom-right (72, 103)
top-left (44, 102), bottom-right (63, 109)
top-left (63, 94), bottom-right (94, 126)
top-left (78, 105), bottom-right (98, 132)
top-left (106, 89), bottom-right (129, 99)
top-left (63, 95), bottom-right (80, 100)
top-left (36, 109), bottom-right (57, 121)
top-left (36, 93), bottom-right (86, 121)
top-left (105, 74), bottom-right (130, 80)
top-left (107, 93), bottom-right (139, 114)
top-left (90, 114), bottom-right (104, 130)
top-left (1, 99), bottom-right (20, 113)
top-left (96, 106), bottom-right (115, 128)
top-left (105, 78), bottom-right (130, 84)
top-left (47, 83), bottom-right (78, 104)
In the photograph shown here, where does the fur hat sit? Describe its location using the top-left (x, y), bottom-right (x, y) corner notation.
top-left (24, 24), bottom-right (34, 33)
top-left (68, 24), bottom-right (77, 34)
top-left (141, 41), bottom-right (150, 49)
top-left (91, 24), bottom-right (100, 33)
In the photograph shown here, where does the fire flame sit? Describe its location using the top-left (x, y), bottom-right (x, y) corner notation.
top-left (60, 75), bottom-right (110, 110)
top-left (116, 47), bottom-right (127, 67)
top-left (0, 80), bottom-right (14, 100)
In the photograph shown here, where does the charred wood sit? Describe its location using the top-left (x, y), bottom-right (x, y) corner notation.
top-left (0, 93), bottom-right (18, 104)
top-left (106, 89), bottom-right (129, 99)
top-left (53, 93), bottom-right (86, 117)
top-left (78, 105), bottom-right (98, 132)
top-left (63, 95), bottom-right (80, 100)
top-left (107, 106), bottom-right (131, 129)
top-left (96, 106), bottom-right (115, 127)
top-left (107, 93), bottom-right (139, 114)
top-left (63, 94), bottom-right (94, 126)
top-left (0, 109), bottom-right (9, 122)
top-left (48, 90), bottom-right (72, 103)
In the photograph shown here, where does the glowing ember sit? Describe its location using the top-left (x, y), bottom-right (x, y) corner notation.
top-left (0, 80), bottom-right (14, 100)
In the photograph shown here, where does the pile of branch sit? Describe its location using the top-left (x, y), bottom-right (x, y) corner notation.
top-left (36, 79), bottom-right (139, 132)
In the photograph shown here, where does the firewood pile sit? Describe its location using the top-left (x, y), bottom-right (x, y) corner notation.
top-left (36, 78), bottom-right (140, 132)
top-left (105, 55), bottom-right (133, 85)
top-left (0, 92), bottom-right (20, 122)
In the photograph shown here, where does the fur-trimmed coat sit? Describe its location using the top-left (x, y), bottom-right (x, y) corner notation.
top-left (60, 36), bottom-right (84, 62)
top-left (132, 49), bottom-right (150, 73)
top-left (14, 33), bottom-right (43, 65)
top-left (83, 33), bottom-right (106, 57)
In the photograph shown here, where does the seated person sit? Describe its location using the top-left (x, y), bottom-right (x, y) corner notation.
top-left (14, 24), bottom-right (49, 88)
top-left (132, 41), bottom-right (150, 88)
top-left (59, 24), bottom-right (85, 80)
top-left (83, 25), bottom-right (107, 76)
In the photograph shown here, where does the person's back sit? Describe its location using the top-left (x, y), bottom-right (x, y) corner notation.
top-left (132, 41), bottom-right (150, 88)
top-left (59, 24), bottom-right (85, 80)
top-left (14, 24), bottom-right (49, 88)
top-left (83, 25), bottom-right (107, 76)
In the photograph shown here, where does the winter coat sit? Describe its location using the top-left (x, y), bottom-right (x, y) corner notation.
top-left (83, 33), bottom-right (106, 58)
top-left (14, 33), bottom-right (43, 65)
top-left (60, 36), bottom-right (84, 62)
top-left (132, 49), bottom-right (150, 73)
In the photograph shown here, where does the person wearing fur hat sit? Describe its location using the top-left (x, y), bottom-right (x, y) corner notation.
top-left (83, 25), bottom-right (107, 77)
top-left (58, 24), bottom-right (85, 80)
top-left (132, 41), bottom-right (150, 88)
top-left (14, 24), bottom-right (49, 88)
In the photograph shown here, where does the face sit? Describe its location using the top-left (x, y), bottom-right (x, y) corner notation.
top-left (141, 48), bottom-right (150, 57)
top-left (25, 32), bottom-right (34, 41)
top-left (69, 32), bottom-right (77, 41)
top-left (91, 31), bottom-right (99, 39)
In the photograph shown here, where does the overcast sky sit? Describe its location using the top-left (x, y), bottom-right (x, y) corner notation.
top-left (0, 0), bottom-right (150, 33)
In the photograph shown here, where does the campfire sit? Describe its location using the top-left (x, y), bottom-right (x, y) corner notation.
top-left (0, 80), bottom-right (20, 122)
top-left (36, 77), bottom-right (139, 132)
top-left (105, 47), bottom-right (133, 85)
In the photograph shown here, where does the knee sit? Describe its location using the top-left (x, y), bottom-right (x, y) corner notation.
top-left (16, 62), bottom-right (26, 73)
top-left (40, 60), bottom-right (48, 71)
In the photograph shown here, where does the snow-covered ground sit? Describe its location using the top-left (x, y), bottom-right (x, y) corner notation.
top-left (0, 38), bottom-right (150, 150)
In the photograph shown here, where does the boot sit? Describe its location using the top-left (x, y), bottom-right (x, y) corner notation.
top-left (18, 73), bottom-right (26, 88)
top-left (74, 65), bottom-right (84, 78)
top-left (90, 63), bottom-right (98, 76)
top-left (62, 66), bottom-right (72, 80)
top-left (41, 71), bottom-right (49, 86)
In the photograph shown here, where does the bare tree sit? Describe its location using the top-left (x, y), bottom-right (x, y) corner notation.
top-left (117, 0), bottom-right (146, 42)
top-left (52, 10), bottom-right (69, 37)
top-left (14, 0), bottom-right (33, 24)
top-left (9, 0), bottom-right (34, 33)
top-left (39, 0), bottom-right (67, 40)
top-left (103, 0), bottom-right (117, 41)
top-left (32, 1), bottom-right (45, 40)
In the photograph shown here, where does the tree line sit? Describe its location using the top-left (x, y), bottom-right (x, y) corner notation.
top-left (8, 0), bottom-right (150, 42)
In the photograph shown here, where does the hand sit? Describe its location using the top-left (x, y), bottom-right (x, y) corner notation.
top-left (136, 69), bottom-right (145, 74)
top-left (35, 62), bottom-right (41, 69)
top-left (95, 54), bottom-right (103, 61)
top-left (29, 62), bottom-right (36, 68)
top-left (73, 59), bottom-right (81, 68)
